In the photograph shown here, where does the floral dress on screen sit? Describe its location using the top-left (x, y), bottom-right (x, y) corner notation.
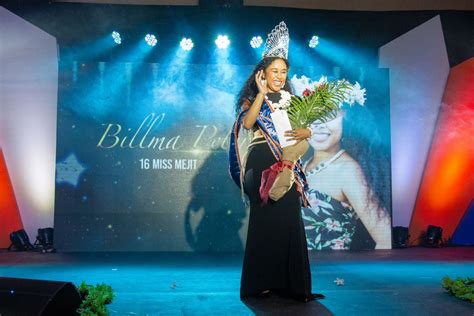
top-left (302, 164), bottom-right (359, 250)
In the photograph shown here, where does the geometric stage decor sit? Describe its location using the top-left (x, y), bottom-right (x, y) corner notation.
top-left (0, 148), bottom-right (24, 248)
top-left (409, 58), bottom-right (474, 245)
top-left (451, 200), bottom-right (474, 246)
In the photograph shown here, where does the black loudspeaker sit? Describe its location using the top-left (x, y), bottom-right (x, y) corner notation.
top-left (8, 229), bottom-right (34, 251)
top-left (0, 277), bottom-right (82, 316)
top-left (392, 226), bottom-right (409, 248)
top-left (425, 225), bottom-right (443, 247)
top-left (36, 228), bottom-right (54, 247)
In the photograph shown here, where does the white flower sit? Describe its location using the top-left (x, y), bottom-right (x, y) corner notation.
top-left (331, 239), bottom-right (346, 250)
top-left (342, 233), bottom-right (352, 243)
top-left (334, 278), bottom-right (345, 285)
top-left (270, 90), bottom-right (292, 110)
top-left (351, 82), bottom-right (367, 105)
top-left (306, 192), bottom-right (320, 210)
top-left (279, 90), bottom-right (292, 108)
top-left (290, 74), bottom-right (314, 96)
top-left (343, 81), bottom-right (366, 106)
top-left (291, 74), bottom-right (367, 108)
top-left (314, 76), bottom-right (327, 88)
top-left (323, 218), bottom-right (343, 232)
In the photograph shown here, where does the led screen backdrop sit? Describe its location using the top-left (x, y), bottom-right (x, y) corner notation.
top-left (55, 62), bottom-right (249, 251)
top-left (54, 61), bottom-right (391, 251)
top-left (2, 4), bottom-right (472, 252)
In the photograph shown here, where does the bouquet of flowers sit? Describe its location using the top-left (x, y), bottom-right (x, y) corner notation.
top-left (288, 75), bottom-right (361, 128)
top-left (265, 75), bottom-right (366, 202)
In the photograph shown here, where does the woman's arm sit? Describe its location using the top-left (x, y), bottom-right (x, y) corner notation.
top-left (242, 70), bottom-right (268, 130)
top-left (341, 160), bottom-right (392, 249)
top-left (242, 93), bottom-right (265, 130)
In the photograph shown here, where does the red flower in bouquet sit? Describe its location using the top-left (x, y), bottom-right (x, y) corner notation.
top-left (303, 89), bottom-right (312, 97)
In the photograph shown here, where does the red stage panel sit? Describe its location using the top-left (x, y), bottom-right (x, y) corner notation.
top-left (409, 58), bottom-right (474, 245)
top-left (0, 149), bottom-right (23, 248)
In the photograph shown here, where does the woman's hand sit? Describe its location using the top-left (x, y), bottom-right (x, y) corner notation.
top-left (255, 70), bottom-right (268, 95)
top-left (284, 128), bottom-right (311, 141)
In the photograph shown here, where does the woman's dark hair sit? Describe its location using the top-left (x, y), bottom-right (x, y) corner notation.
top-left (234, 57), bottom-right (292, 116)
top-left (340, 105), bottom-right (391, 218)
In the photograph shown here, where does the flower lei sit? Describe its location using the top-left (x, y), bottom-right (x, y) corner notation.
top-left (265, 90), bottom-right (292, 110)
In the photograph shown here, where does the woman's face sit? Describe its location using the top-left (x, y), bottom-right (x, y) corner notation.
top-left (263, 59), bottom-right (288, 93)
top-left (309, 111), bottom-right (345, 152)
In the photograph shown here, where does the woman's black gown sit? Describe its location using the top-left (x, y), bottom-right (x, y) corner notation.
top-left (240, 134), bottom-right (312, 300)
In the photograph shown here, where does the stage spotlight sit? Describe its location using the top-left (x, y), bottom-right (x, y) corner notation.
top-left (309, 35), bottom-right (319, 48)
top-left (424, 225), bottom-right (443, 247)
top-left (250, 36), bottom-right (263, 48)
top-left (392, 226), bottom-right (409, 248)
top-left (36, 228), bottom-right (54, 247)
top-left (145, 34), bottom-right (157, 47)
top-left (8, 229), bottom-right (34, 251)
top-left (215, 35), bottom-right (230, 49)
top-left (111, 31), bottom-right (122, 45)
top-left (35, 228), bottom-right (55, 253)
top-left (180, 38), bottom-right (194, 51)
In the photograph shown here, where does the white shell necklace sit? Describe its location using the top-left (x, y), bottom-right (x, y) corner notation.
top-left (265, 90), bottom-right (292, 110)
top-left (305, 149), bottom-right (345, 177)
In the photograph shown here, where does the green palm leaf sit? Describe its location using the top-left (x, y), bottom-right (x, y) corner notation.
top-left (287, 81), bottom-right (351, 129)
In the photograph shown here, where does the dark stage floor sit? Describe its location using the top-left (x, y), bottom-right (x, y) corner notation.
top-left (0, 247), bottom-right (473, 315)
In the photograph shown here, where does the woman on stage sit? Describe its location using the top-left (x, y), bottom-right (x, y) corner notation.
top-left (229, 22), bottom-right (324, 302)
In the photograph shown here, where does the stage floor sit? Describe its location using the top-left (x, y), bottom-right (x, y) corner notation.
top-left (0, 247), bottom-right (473, 315)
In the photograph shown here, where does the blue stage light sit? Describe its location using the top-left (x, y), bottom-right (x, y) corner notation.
top-left (111, 31), bottom-right (122, 45)
top-left (215, 35), bottom-right (230, 49)
top-left (180, 38), bottom-right (194, 51)
top-left (250, 36), bottom-right (263, 49)
top-left (145, 34), bottom-right (157, 47)
top-left (309, 35), bottom-right (319, 48)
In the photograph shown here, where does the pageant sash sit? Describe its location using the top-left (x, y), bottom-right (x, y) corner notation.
top-left (228, 99), bottom-right (310, 207)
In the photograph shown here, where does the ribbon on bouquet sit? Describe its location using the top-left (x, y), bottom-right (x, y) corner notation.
top-left (259, 160), bottom-right (294, 205)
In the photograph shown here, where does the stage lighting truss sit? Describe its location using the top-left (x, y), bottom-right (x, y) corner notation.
top-left (180, 38), bottom-right (194, 51)
top-left (145, 34), bottom-right (158, 47)
top-left (309, 35), bottom-right (319, 48)
top-left (215, 35), bottom-right (230, 49)
top-left (112, 31), bottom-right (122, 45)
top-left (108, 32), bottom-right (320, 51)
top-left (250, 36), bottom-right (263, 48)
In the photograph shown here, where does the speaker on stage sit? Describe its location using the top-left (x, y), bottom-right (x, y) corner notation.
top-left (392, 226), bottom-right (409, 248)
top-left (0, 277), bottom-right (82, 316)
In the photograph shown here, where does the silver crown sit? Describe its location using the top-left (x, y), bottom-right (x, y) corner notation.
top-left (262, 21), bottom-right (289, 59)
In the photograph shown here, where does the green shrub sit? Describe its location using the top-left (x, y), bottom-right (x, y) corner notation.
top-left (77, 281), bottom-right (115, 316)
top-left (442, 276), bottom-right (474, 303)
